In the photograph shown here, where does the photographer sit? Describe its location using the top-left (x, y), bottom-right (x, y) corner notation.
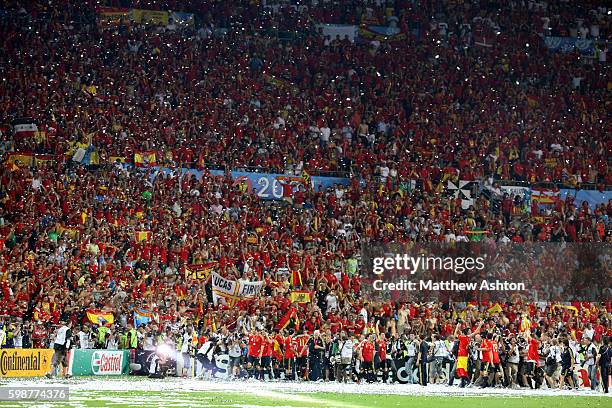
top-left (196, 334), bottom-right (217, 380)
top-left (403, 333), bottom-right (418, 384)
top-left (543, 337), bottom-right (561, 389)
top-left (582, 336), bottom-right (598, 391)
top-left (504, 336), bottom-right (520, 389)
top-left (228, 336), bottom-right (244, 379)
top-left (335, 331), bottom-right (353, 383)
top-left (180, 326), bottom-right (195, 378)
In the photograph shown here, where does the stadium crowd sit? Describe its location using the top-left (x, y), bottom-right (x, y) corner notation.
top-left (0, 0), bottom-right (610, 393)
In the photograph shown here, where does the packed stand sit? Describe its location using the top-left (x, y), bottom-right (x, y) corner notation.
top-left (0, 0), bottom-right (610, 392)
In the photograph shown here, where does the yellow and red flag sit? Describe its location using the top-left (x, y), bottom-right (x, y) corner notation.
top-left (134, 151), bottom-right (157, 167)
top-left (86, 309), bottom-right (114, 325)
top-left (185, 262), bottom-right (217, 280)
top-left (135, 230), bottom-right (151, 242)
top-left (290, 290), bottom-right (311, 304)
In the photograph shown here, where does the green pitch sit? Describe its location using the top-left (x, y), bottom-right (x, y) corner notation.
top-left (5, 390), bottom-right (610, 408)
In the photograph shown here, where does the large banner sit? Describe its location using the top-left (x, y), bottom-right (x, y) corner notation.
top-left (317, 24), bottom-right (358, 42)
top-left (230, 171), bottom-right (349, 200)
top-left (97, 7), bottom-right (130, 26)
top-left (130, 9), bottom-right (169, 26)
top-left (359, 25), bottom-right (406, 42)
top-left (133, 165), bottom-right (349, 201)
top-left (211, 273), bottom-right (263, 306)
top-left (559, 189), bottom-right (612, 208)
top-left (0, 349), bottom-right (54, 377)
top-left (67, 349), bottom-right (129, 376)
top-left (544, 36), bottom-right (595, 55)
top-left (184, 262), bottom-right (217, 280)
top-left (170, 12), bottom-right (195, 26)
top-left (500, 185), bottom-right (530, 199)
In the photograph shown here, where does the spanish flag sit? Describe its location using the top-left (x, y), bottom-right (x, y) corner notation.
top-left (456, 354), bottom-right (469, 378)
top-left (134, 151), bottom-right (157, 167)
top-left (6, 152), bottom-right (34, 167)
top-left (276, 307), bottom-right (299, 331)
top-left (290, 290), bottom-right (311, 304)
top-left (290, 270), bottom-right (303, 288)
top-left (135, 230), bottom-right (151, 242)
top-left (86, 309), bottom-right (114, 325)
top-left (273, 336), bottom-right (284, 361)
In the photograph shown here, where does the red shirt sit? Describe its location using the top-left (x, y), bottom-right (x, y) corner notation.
top-left (362, 340), bottom-right (375, 362)
top-left (527, 339), bottom-right (540, 363)
top-left (377, 340), bottom-right (387, 360)
top-left (481, 339), bottom-right (492, 363)
top-left (248, 334), bottom-right (263, 357)
top-left (458, 335), bottom-right (470, 357)
top-left (490, 340), bottom-right (500, 364)
top-left (261, 338), bottom-right (273, 357)
top-left (294, 335), bottom-right (310, 357)
top-left (284, 335), bottom-right (295, 359)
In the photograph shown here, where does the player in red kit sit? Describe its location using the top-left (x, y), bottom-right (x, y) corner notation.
top-left (361, 334), bottom-right (376, 383)
top-left (293, 330), bottom-right (310, 380)
top-left (479, 332), bottom-right (494, 388)
top-left (489, 333), bottom-right (502, 387)
top-left (246, 329), bottom-right (263, 379)
top-left (283, 330), bottom-right (296, 380)
top-left (376, 333), bottom-right (389, 383)
top-left (523, 332), bottom-right (540, 389)
top-left (260, 333), bottom-right (273, 380)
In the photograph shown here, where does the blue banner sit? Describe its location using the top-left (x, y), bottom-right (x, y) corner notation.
top-left (544, 36), bottom-right (595, 55)
top-left (559, 189), bottom-right (612, 209)
top-left (311, 176), bottom-right (350, 192)
top-left (126, 164), bottom-right (349, 201)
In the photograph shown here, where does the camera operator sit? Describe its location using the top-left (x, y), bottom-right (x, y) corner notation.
top-left (335, 331), bottom-right (353, 383)
top-left (543, 337), bottom-right (561, 389)
top-left (504, 336), bottom-right (520, 389)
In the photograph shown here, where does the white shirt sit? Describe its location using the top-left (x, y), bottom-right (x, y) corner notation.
top-left (181, 332), bottom-right (192, 353)
top-left (13, 332), bottom-right (23, 348)
top-left (320, 127), bottom-right (330, 142)
top-left (584, 343), bottom-right (597, 366)
top-left (406, 341), bottom-right (417, 357)
top-left (32, 178), bottom-right (42, 191)
top-left (78, 331), bottom-right (90, 349)
top-left (340, 339), bottom-right (354, 359)
top-left (548, 345), bottom-right (562, 363)
top-left (326, 294), bottom-right (338, 312)
top-left (434, 340), bottom-right (448, 357)
top-left (359, 308), bottom-right (368, 323)
top-left (54, 326), bottom-right (70, 347)
top-left (143, 335), bottom-right (156, 351)
top-left (508, 344), bottom-right (520, 364)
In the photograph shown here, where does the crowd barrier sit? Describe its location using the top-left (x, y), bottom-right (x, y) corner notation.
top-left (0, 347), bottom-right (609, 388)
top-left (66, 349), bottom-right (130, 376)
top-left (0, 348), bottom-right (54, 377)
